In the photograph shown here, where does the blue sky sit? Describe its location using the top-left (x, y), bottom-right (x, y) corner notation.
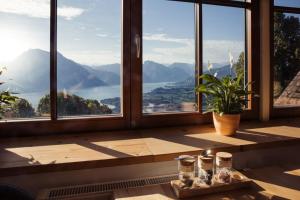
top-left (143, 0), bottom-right (245, 64)
top-left (0, 0), bottom-right (269, 66)
top-left (275, 0), bottom-right (300, 7)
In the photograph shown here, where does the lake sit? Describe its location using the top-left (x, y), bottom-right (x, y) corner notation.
top-left (16, 82), bottom-right (173, 109)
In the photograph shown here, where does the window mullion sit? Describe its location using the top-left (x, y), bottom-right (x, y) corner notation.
top-left (50, 0), bottom-right (57, 120)
top-left (195, 3), bottom-right (203, 113)
top-left (130, 0), bottom-right (143, 127)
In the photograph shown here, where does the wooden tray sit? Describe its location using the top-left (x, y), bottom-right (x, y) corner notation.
top-left (171, 171), bottom-right (252, 199)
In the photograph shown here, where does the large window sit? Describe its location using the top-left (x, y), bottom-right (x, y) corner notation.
top-left (202, 4), bottom-right (246, 111)
top-left (273, 2), bottom-right (300, 108)
top-left (142, 0), bottom-right (197, 113)
top-left (57, 0), bottom-right (121, 117)
top-left (0, 0), bottom-right (50, 120)
top-left (0, 0), bottom-right (257, 134)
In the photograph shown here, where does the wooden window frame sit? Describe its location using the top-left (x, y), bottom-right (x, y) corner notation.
top-left (131, 0), bottom-right (260, 128)
top-left (0, 0), bottom-right (132, 136)
top-left (0, 0), bottom-right (260, 136)
top-left (270, 0), bottom-right (300, 118)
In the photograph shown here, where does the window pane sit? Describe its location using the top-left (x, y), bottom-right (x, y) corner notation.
top-left (202, 5), bottom-right (246, 111)
top-left (275, 0), bottom-right (300, 8)
top-left (143, 0), bottom-right (196, 113)
top-left (57, 0), bottom-right (121, 117)
top-left (273, 12), bottom-right (300, 107)
top-left (0, 1), bottom-right (50, 120)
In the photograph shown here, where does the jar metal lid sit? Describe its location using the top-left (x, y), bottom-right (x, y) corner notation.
top-left (178, 155), bottom-right (195, 166)
top-left (199, 155), bottom-right (214, 163)
top-left (216, 152), bottom-right (232, 161)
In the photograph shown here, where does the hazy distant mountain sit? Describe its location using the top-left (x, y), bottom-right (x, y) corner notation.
top-left (94, 61), bottom-right (192, 83)
top-left (168, 63), bottom-right (195, 75)
top-left (174, 64), bottom-right (235, 89)
top-left (83, 65), bottom-right (120, 85)
top-left (143, 61), bottom-right (190, 83)
top-left (203, 62), bottom-right (229, 71)
top-left (57, 51), bottom-right (107, 90)
top-left (2, 49), bottom-right (51, 92)
top-left (209, 64), bottom-right (233, 78)
top-left (2, 49), bottom-right (106, 93)
top-left (168, 62), bottom-right (228, 74)
top-left (0, 48), bottom-right (232, 94)
top-left (93, 64), bottom-right (121, 75)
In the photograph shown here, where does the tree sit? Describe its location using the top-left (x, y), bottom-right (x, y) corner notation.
top-left (37, 94), bottom-right (50, 116)
top-left (274, 12), bottom-right (300, 97)
top-left (9, 98), bottom-right (35, 118)
top-left (233, 52), bottom-right (245, 83)
top-left (0, 67), bottom-right (18, 118)
top-left (37, 92), bottom-right (112, 116)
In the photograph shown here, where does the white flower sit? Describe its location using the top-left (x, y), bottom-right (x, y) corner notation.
top-left (214, 72), bottom-right (218, 77)
top-left (0, 66), bottom-right (7, 75)
top-left (63, 88), bottom-right (68, 99)
top-left (229, 51), bottom-right (234, 68)
top-left (207, 61), bottom-right (213, 71)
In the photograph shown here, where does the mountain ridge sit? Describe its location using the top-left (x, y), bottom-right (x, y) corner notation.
top-left (0, 49), bottom-right (232, 93)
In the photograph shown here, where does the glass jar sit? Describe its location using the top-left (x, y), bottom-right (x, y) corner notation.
top-left (198, 155), bottom-right (214, 186)
top-left (177, 155), bottom-right (195, 186)
top-left (216, 152), bottom-right (232, 184)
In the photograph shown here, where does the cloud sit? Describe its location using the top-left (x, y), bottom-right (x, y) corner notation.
top-left (143, 33), bottom-right (193, 46)
top-left (57, 6), bottom-right (84, 20)
top-left (0, 0), bottom-right (84, 20)
top-left (96, 33), bottom-right (108, 38)
top-left (143, 33), bottom-right (244, 65)
top-left (203, 40), bottom-right (244, 64)
top-left (143, 33), bottom-right (194, 64)
top-left (63, 50), bottom-right (121, 66)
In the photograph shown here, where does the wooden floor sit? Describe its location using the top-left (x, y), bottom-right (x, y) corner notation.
top-left (0, 118), bottom-right (300, 177)
top-left (114, 164), bottom-right (300, 200)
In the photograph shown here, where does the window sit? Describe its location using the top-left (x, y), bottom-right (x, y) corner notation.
top-left (57, 0), bottom-right (122, 117)
top-left (202, 4), bottom-right (246, 111)
top-left (273, 2), bottom-right (300, 108)
top-left (142, 0), bottom-right (197, 113)
top-left (0, 0), bottom-right (257, 134)
top-left (0, 0), bottom-right (50, 120)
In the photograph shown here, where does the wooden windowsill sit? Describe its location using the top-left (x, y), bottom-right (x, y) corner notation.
top-left (0, 118), bottom-right (300, 177)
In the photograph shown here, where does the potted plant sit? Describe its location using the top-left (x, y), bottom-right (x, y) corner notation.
top-left (195, 61), bottom-right (253, 136)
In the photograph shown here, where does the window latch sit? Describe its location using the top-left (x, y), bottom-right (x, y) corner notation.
top-left (135, 34), bottom-right (141, 59)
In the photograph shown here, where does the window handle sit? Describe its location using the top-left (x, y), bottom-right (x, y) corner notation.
top-left (135, 34), bottom-right (141, 59)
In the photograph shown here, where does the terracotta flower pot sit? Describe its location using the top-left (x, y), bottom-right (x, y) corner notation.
top-left (213, 112), bottom-right (240, 136)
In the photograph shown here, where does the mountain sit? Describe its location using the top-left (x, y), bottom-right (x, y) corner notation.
top-left (202, 62), bottom-right (229, 71)
top-left (0, 48), bottom-right (232, 94)
top-left (209, 64), bottom-right (233, 78)
top-left (1, 49), bottom-right (106, 93)
top-left (93, 61), bottom-right (192, 83)
top-left (168, 62), bottom-right (194, 75)
top-left (2, 49), bottom-right (51, 92)
top-left (83, 65), bottom-right (120, 85)
top-left (93, 64), bottom-right (121, 75)
top-left (174, 65), bottom-right (234, 88)
top-left (57, 52), bottom-right (107, 90)
top-left (143, 61), bottom-right (190, 83)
